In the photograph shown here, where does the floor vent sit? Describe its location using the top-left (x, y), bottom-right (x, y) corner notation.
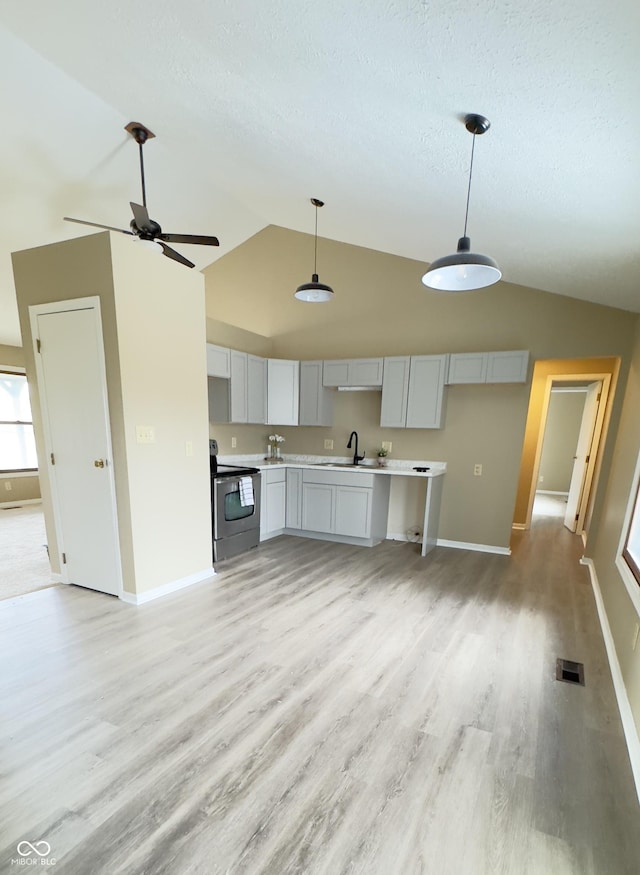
top-left (556, 658), bottom-right (585, 686)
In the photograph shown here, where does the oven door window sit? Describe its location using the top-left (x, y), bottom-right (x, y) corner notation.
top-left (224, 489), bottom-right (255, 521)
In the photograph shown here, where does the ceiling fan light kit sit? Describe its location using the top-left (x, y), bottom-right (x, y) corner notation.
top-left (63, 122), bottom-right (220, 269)
top-left (422, 113), bottom-right (501, 292)
top-left (294, 198), bottom-right (334, 302)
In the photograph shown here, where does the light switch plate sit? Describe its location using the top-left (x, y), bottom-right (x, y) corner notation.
top-left (231, 436), bottom-right (237, 448)
top-left (324, 439), bottom-right (334, 450)
top-left (136, 426), bottom-right (155, 444)
top-left (185, 441), bottom-right (193, 457)
top-left (382, 441), bottom-right (392, 452)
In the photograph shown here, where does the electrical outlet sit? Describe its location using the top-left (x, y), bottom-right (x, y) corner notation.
top-left (185, 441), bottom-right (193, 457)
top-left (136, 425), bottom-right (155, 444)
top-left (231, 436), bottom-right (237, 448)
top-left (324, 439), bottom-right (334, 450)
top-left (632, 623), bottom-right (640, 651)
top-left (474, 464), bottom-right (483, 476)
top-left (539, 475), bottom-right (544, 483)
top-left (382, 441), bottom-right (392, 452)
top-left (4, 481), bottom-right (12, 491)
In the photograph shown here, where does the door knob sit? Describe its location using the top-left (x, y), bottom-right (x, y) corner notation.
top-left (94, 459), bottom-right (105, 468)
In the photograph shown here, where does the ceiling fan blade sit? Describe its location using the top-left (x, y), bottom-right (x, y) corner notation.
top-left (130, 202), bottom-right (155, 233)
top-left (64, 216), bottom-right (134, 235)
top-left (158, 241), bottom-right (195, 269)
top-left (159, 232), bottom-right (220, 247)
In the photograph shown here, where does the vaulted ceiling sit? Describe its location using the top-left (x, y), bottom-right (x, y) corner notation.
top-left (2, 0), bottom-right (639, 346)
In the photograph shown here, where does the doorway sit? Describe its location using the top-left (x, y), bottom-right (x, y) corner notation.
top-left (512, 357), bottom-right (620, 540)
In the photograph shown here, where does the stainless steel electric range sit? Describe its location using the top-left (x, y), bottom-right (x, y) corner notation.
top-left (210, 440), bottom-right (261, 562)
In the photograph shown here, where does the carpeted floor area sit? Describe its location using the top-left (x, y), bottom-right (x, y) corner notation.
top-left (0, 504), bottom-right (58, 601)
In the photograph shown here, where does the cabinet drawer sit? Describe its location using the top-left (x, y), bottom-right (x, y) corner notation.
top-left (263, 467), bottom-right (286, 484)
top-left (302, 468), bottom-right (376, 488)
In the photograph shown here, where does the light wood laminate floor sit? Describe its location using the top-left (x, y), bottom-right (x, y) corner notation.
top-left (1, 516), bottom-right (639, 874)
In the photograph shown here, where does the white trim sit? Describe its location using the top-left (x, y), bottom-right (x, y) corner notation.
top-left (0, 364), bottom-right (26, 374)
top-left (119, 567), bottom-right (215, 606)
top-left (580, 556), bottom-right (640, 804)
top-left (436, 538), bottom-right (511, 556)
top-left (0, 498), bottom-right (42, 508)
top-left (536, 490), bottom-right (569, 496)
top-left (614, 448), bottom-right (640, 617)
top-left (0, 471), bottom-right (39, 479)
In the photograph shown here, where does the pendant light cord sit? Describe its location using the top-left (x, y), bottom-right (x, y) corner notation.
top-left (314, 203), bottom-right (318, 274)
top-left (463, 132), bottom-right (476, 238)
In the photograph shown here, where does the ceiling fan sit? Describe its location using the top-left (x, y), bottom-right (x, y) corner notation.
top-left (63, 121), bottom-right (220, 268)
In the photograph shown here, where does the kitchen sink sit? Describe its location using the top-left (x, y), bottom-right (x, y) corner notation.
top-left (315, 462), bottom-right (375, 468)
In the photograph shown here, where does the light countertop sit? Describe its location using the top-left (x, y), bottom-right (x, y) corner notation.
top-left (217, 454), bottom-right (446, 479)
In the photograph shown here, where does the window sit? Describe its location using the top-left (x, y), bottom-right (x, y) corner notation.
top-left (617, 448), bottom-right (640, 615)
top-left (623, 478), bottom-right (640, 585)
top-left (0, 370), bottom-right (38, 472)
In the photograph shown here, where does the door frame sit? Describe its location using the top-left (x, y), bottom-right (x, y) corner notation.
top-left (512, 356), bottom-right (619, 537)
top-left (28, 296), bottom-right (123, 597)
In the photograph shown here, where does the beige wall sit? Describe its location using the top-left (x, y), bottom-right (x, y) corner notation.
top-left (13, 231), bottom-right (212, 596)
top-left (589, 318), bottom-right (640, 737)
top-left (111, 234), bottom-right (212, 594)
top-left (538, 391), bottom-right (586, 492)
top-left (203, 226), bottom-right (638, 548)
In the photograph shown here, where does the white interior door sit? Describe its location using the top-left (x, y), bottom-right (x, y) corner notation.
top-left (564, 382), bottom-right (601, 532)
top-left (31, 300), bottom-right (121, 595)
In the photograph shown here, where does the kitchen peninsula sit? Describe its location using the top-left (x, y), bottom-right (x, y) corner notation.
top-left (219, 455), bottom-right (446, 557)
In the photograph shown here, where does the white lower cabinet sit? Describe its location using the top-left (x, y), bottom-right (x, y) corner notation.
top-left (297, 469), bottom-right (389, 545)
top-left (260, 468), bottom-right (286, 540)
top-left (285, 468), bottom-right (302, 529)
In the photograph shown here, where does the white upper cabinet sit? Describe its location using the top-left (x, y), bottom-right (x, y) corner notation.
top-left (247, 354), bottom-right (267, 424)
top-left (267, 359), bottom-right (300, 425)
top-left (299, 361), bottom-right (334, 426)
top-left (380, 354), bottom-right (448, 429)
top-left (447, 350), bottom-right (529, 384)
top-left (229, 350), bottom-right (248, 423)
top-left (447, 352), bottom-right (488, 385)
top-left (486, 350), bottom-right (530, 383)
top-left (322, 358), bottom-right (383, 387)
top-left (206, 343), bottom-right (230, 378)
top-left (405, 354), bottom-right (449, 429)
top-left (380, 357), bottom-right (411, 428)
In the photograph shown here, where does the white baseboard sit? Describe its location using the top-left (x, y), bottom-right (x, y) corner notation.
top-left (120, 567), bottom-right (215, 606)
top-left (0, 498), bottom-right (42, 508)
top-left (436, 538), bottom-right (511, 556)
top-left (536, 490), bottom-right (569, 496)
top-left (580, 556), bottom-right (640, 804)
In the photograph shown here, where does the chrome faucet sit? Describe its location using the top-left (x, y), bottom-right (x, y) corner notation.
top-left (347, 431), bottom-right (365, 466)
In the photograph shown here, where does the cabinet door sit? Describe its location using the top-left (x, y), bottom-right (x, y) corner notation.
top-left (322, 360), bottom-right (350, 387)
top-left (406, 354), bottom-right (449, 429)
top-left (301, 483), bottom-right (334, 533)
top-left (349, 358), bottom-right (383, 386)
top-left (380, 356), bottom-right (410, 427)
top-left (447, 352), bottom-right (488, 384)
top-left (486, 350), bottom-right (529, 383)
top-left (229, 350), bottom-right (248, 423)
top-left (267, 359), bottom-right (300, 425)
top-left (265, 480), bottom-right (286, 533)
top-left (334, 486), bottom-right (372, 538)
top-left (206, 344), bottom-right (230, 378)
top-left (286, 468), bottom-right (303, 529)
top-left (247, 354), bottom-right (266, 423)
top-left (299, 361), bottom-right (333, 426)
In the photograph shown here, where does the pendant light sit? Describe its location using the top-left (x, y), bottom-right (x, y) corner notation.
top-left (294, 198), bottom-right (334, 302)
top-left (422, 114), bottom-right (501, 292)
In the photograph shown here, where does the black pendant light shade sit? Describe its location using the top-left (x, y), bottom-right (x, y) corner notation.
top-left (294, 198), bottom-right (334, 302)
top-left (422, 114), bottom-right (501, 292)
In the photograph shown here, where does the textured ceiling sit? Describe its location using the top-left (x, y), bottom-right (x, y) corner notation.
top-left (1, 0), bottom-right (639, 346)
